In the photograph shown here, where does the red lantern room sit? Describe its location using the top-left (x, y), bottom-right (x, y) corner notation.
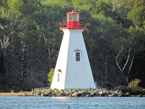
top-left (60, 10), bottom-right (87, 30)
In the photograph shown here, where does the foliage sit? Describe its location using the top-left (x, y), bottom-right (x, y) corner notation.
top-left (130, 88), bottom-right (145, 95)
top-left (48, 68), bottom-right (55, 86)
top-left (7, 0), bottom-right (23, 16)
top-left (114, 86), bottom-right (132, 93)
top-left (114, 85), bottom-right (145, 95)
top-left (42, 0), bottom-right (70, 7)
top-left (127, 1), bottom-right (145, 26)
top-left (128, 78), bottom-right (141, 88)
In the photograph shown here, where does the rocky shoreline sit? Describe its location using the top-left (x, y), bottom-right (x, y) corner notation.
top-left (23, 88), bottom-right (145, 97)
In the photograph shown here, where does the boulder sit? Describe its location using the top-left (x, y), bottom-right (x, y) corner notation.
top-left (125, 92), bottom-right (130, 97)
top-left (61, 92), bottom-right (66, 96)
top-left (72, 92), bottom-right (78, 97)
top-left (98, 91), bottom-right (105, 96)
top-left (85, 94), bottom-right (91, 97)
top-left (72, 92), bottom-right (82, 97)
top-left (43, 89), bottom-right (52, 96)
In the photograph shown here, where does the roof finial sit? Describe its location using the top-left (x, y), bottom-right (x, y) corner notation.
top-left (72, 10), bottom-right (74, 13)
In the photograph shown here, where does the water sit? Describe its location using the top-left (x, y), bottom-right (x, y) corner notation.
top-left (0, 96), bottom-right (145, 109)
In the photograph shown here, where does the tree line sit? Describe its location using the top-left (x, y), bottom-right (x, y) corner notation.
top-left (0, 0), bottom-right (145, 91)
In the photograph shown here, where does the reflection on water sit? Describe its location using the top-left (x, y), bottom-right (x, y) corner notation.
top-left (52, 97), bottom-right (72, 101)
top-left (52, 97), bottom-right (74, 104)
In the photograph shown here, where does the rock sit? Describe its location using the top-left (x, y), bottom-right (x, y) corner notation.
top-left (125, 92), bottom-right (130, 97)
top-left (130, 95), bottom-right (136, 97)
top-left (28, 88), bottom-right (136, 97)
top-left (86, 94), bottom-right (91, 97)
top-left (117, 91), bottom-right (124, 97)
top-left (69, 94), bottom-right (72, 97)
top-left (34, 93), bottom-right (40, 96)
top-left (72, 92), bottom-right (78, 97)
top-left (81, 93), bottom-right (86, 97)
top-left (90, 92), bottom-right (96, 97)
top-left (98, 91), bottom-right (105, 96)
top-left (65, 92), bottom-right (70, 96)
top-left (80, 90), bottom-right (90, 97)
top-left (118, 93), bottom-right (124, 97)
top-left (98, 91), bottom-right (103, 95)
top-left (72, 89), bottom-right (77, 93)
top-left (114, 93), bottom-right (119, 97)
top-left (108, 93), bottom-right (118, 97)
top-left (43, 89), bottom-right (52, 96)
top-left (60, 89), bottom-right (64, 92)
top-left (34, 88), bottom-right (41, 96)
top-left (61, 92), bottom-right (66, 96)
top-left (137, 94), bottom-right (143, 97)
top-left (77, 92), bottom-right (81, 97)
top-left (108, 94), bottom-right (113, 97)
top-left (56, 93), bottom-right (61, 96)
top-left (71, 92), bottom-right (82, 97)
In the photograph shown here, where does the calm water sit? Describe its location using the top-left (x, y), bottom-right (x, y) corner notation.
top-left (0, 96), bottom-right (145, 109)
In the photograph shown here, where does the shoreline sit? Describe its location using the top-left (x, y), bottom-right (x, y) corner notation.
top-left (1, 87), bottom-right (145, 97)
top-left (0, 93), bottom-right (145, 97)
top-left (0, 91), bottom-right (145, 97)
top-left (0, 93), bottom-right (24, 96)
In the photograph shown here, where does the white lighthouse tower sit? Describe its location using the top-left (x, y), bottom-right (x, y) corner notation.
top-left (51, 10), bottom-right (96, 90)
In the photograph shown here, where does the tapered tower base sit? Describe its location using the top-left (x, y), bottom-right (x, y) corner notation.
top-left (51, 29), bottom-right (96, 90)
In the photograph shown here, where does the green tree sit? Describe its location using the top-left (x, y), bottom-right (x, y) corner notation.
top-left (0, 0), bottom-right (145, 91)
top-left (42, 0), bottom-right (70, 7)
top-left (128, 5), bottom-right (145, 26)
top-left (7, 0), bottom-right (23, 16)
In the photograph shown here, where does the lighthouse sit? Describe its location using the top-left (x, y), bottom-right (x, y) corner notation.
top-left (51, 10), bottom-right (96, 89)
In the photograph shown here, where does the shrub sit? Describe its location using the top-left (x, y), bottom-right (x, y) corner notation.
top-left (114, 85), bottom-right (145, 95)
top-left (128, 78), bottom-right (141, 88)
top-left (114, 86), bottom-right (132, 93)
top-left (11, 90), bottom-right (14, 93)
top-left (130, 88), bottom-right (145, 95)
top-left (48, 68), bottom-right (55, 86)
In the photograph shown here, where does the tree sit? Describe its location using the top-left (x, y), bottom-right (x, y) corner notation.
top-left (128, 5), bottom-right (145, 26)
top-left (0, 0), bottom-right (145, 91)
top-left (42, 0), bottom-right (70, 7)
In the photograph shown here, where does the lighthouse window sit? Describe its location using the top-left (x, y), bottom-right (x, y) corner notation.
top-left (74, 49), bottom-right (80, 61)
top-left (70, 15), bottom-right (73, 21)
top-left (73, 15), bottom-right (77, 21)
top-left (76, 52), bottom-right (80, 61)
top-left (69, 14), bottom-right (77, 21)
